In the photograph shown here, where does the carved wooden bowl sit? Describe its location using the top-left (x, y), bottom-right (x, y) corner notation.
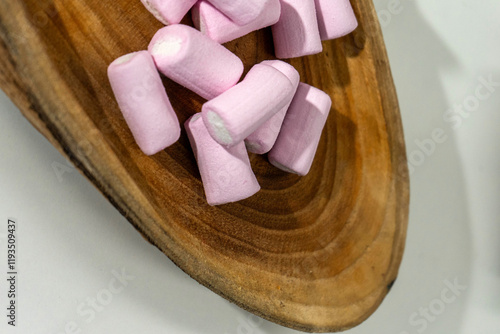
top-left (0, 0), bottom-right (409, 332)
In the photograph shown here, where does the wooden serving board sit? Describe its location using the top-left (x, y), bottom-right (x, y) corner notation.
top-left (0, 0), bottom-right (409, 332)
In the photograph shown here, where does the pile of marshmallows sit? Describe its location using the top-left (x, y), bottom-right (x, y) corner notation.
top-left (108, 0), bottom-right (358, 206)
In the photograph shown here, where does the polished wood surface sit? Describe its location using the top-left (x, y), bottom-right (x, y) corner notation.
top-left (0, 0), bottom-right (409, 331)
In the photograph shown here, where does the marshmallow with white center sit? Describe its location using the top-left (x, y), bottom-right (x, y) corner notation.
top-left (314, 0), bottom-right (358, 40)
top-left (269, 83), bottom-right (332, 175)
top-left (245, 60), bottom-right (300, 154)
top-left (192, 0), bottom-right (281, 44)
top-left (185, 114), bottom-right (261, 206)
top-left (272, 0), bottom-right (323, 58)
top-left (108, 51), bottom-right (180, 155)
top-left (148, 24), bottom-right (244, 100)
top-left (206, 0), bottom-right (274, 26)
top-left (140, 0), bottom-right (197, 25)
top-left (201, 63), bottom-right (295, 147)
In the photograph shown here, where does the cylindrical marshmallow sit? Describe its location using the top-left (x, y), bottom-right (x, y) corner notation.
top-left (314, 0), bottom-right (358, 40)
top-left (245, 60), bottom-right (300, 154)
top-left (206, 0), bottom-right (276, 26)
top-left (108, 51), bottom-right (180, 155)
top-left (269, 83), bottom-right (332, 175)
top-left (201, 64), bottom-right (295, 147)
top-left (185, 114), bottom-right (261, 206)
top-left (271, 0), bottom-right (323, 58)
top-left (192, 0), bottom-right (281, 44)
top-left (140, 0), bottom-right (197, 25)
top-left (148, 24), bottom-right (244, 100)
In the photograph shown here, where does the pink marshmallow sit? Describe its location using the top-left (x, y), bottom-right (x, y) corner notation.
top-left (245, 60), bottom-right (300, 154)
top-left (140, 0), bottom-right (197, 25)
top-left (192, 0), bottom-right (281, 44)
top-left (205, 0), bottom-right (277, 26)
top-left (268, 83), bottom-right (332, 175)
top-left (314, 0), bottom-right (358, 40)
top-left (107, 51), bottom-right (180, 155)
top-left (201, 63), bottom-right (295, 147)
top-left (185, 114), bottom-right (261, 206)
top-left (272, 0), bottom-right (323, 58)
top-left (148, 24), bottom-right (244, 100)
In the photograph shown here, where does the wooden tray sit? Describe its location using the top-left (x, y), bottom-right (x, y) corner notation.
top-left (0, 0), bottom-right (409, 332)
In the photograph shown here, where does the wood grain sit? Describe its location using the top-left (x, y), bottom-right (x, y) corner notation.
top-left (0, 0), bottom-right (409, 332)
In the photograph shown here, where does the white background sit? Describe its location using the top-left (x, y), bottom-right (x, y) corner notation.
top-left (1, 0), bottom-right (499, 333)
